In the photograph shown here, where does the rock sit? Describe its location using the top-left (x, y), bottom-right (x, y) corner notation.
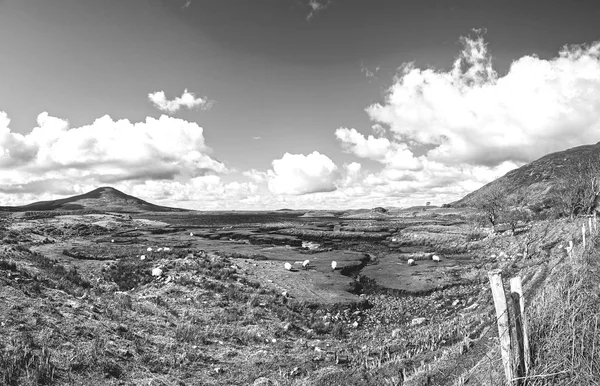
top-left (392, 328), bottom-right (403, 338)
top-left (281, 291), bottom-right (288, 297)
top-left (290, 367), bottom-right (302, 376)
top-left (282, 322), bottom-right (295, 332)
top-left (214, 367), bottom-right (224, 374)
top-left (116, 324), bottom-right (128, 333)
top-left (411, 317), bottom-right (426, 326)
top-left (352, 321), bottom-right (359, 328)
top-left (253, 377), bottom-right (277, 386)
top-left (452, 299), bottom-right (460, 307)
top-left (336, 353), bottom-right (349, 364)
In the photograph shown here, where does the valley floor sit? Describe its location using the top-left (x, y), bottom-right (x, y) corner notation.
top-left (0, 210), bottom-right (597, 385)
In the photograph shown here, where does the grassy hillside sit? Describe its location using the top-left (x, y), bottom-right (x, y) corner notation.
top-left (452, 142), bottom-right (600, 210)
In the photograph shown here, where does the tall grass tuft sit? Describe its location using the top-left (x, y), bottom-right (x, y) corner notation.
top-left (526, 234), bottom-right (600, 385)
top-left (0, 335), bottom-right (55, 386)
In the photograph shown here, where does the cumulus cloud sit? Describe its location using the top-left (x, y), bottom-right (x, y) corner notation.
top-left (148, 89), bottom-right (214, 113)
top-left (125, 176), bottom-right (258, 210)
top-left (306, 0), bottom-right (329, 20)
top-left (335, 127), bottom-right (423, 171)
top-left (330, 32), bottom-right (600, 207)
top-left (0, 111), bottom-right (230, 206)
top-left (267, 151), bottom-right (339, 195)
top-left (367, 31), bottom-right (600, 167)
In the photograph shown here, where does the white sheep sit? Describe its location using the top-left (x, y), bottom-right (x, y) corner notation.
top-left (407, 259), bottom-right (415, 266)
top-left (111, 239), bottom-right (114, 243)
top-left (147, 247), bottom-right (153, 252)
top-left (302, 260), bottom-right (310, 269)
top-left (331, 261), bottom-right (337, 271)
top-left (190, 232), bottom-right (194, 237)
top-left (152, 267), bottom-right (163, 277)
top-left (140, 255), bottom-right (146, 260)
top-left (284, 262), bottom-right (292, 271)
top-left (157, 247), bottom-right (163, 252)
top-left (432, 255), bottom-right (441, 262)
top-left (163, 247), bottom-right (171, 252)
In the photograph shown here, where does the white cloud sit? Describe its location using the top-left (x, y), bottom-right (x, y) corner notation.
top-left (0, 111), bottom-right (230, 206)
top-left (335, 127), bottom-right (423, 171)
top-left (367, 32), bottom-right (600, 167)
top-left (267, 151), bottom-right (339, 195)
top-left (306, 0), bottom-right (329, 20)
top-left (361, 64), bottom-right (380, 79)
top-left (324, 32), bottom-right (600, 207)
top-left (125, 177), bottom-right (258, 210)
top-left (148, 89), bottom-right (214, 113)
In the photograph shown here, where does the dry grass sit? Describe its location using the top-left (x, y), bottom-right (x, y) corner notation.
top-left (526, 233), bottom-right (600, 385)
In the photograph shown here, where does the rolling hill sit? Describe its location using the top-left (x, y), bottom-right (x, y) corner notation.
top-left (452, 142), bottom-right (600, 208)
top-left (0, 186), bottom-right (188, 213)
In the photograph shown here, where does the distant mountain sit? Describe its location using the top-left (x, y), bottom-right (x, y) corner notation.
top-left (0, 186), bottom-right (188, 213)
top-left (452, 142), bottom-right (600, 208)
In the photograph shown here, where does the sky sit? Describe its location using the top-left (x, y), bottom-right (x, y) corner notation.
top-left (1, 0), bottom-right (600, 210)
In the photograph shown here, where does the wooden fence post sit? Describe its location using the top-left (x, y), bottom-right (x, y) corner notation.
top-left (488, 269), bottom-right (513, 384)
top-left (510, 277), bottom-right (530, 379)
top-left (568, 240), bottom-right (574, 260)
top-left (589, 217), bottom-right (593, 236)
top-left (582, 224), bottom-right (586, 249)
top-left (594, 212), bottom-right (597, 233)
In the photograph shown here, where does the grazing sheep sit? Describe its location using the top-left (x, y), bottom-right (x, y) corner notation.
top-left (331, 261), bottom-right (337, 271)
top-left (157, 247), bottom-right (163, 252)
top-left (190, 232), bottom-right (194, 237)
top-left (111, 239), bottom-right (114, 243)
top-left (140, 255), bottom-right (146, 260)
top-left (147, 247), bottom-right (153, 252)
top-left (302, 260), bottom-right (310, 269)
top-left (163, 247), bottom-right (171, 252)
top-left (407, 259), bottom-right (415, 266)
top-left (284, 262), bottom-right (292, 271)
top-left (432, 255), bottom-right (441, 262)
top-left (152, 267), bottom-right (163, 277)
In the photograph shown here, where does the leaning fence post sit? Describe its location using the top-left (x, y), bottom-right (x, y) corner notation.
top-left (510, 277), bottom-right (530, 379)
top-left (589, 217), bottom-right (593, 236)
top-left (488, 269), bottom-right (513, 384)
top-left (582, 224), bottom-right (586, 249)
top-left (594, 212), bottom-right (597, 233)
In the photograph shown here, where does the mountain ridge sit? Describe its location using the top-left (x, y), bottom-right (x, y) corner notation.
top-left (0, 186), bottom-right (188, 213)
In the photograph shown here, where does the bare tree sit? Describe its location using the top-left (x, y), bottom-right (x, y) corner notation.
top-left (552, 160), bottom-right (600, 219)
top-left (473, 184), bottom-right (506, 228)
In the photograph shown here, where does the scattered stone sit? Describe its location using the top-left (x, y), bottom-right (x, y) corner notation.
top-left (411, 317), bottom-right (426, 326)
top-left (290, 367), bottom-right (301, 376)
top-left (253, 377), bottom-right (277, 386)
top-left (336, 353), bottom-right (349, 364)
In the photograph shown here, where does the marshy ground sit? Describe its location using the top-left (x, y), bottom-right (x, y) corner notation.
top-left (0, 208), bottom-right (597, 385)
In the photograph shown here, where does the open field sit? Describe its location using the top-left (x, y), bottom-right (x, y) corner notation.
top-left (0, 208), bottom-right (597, 385)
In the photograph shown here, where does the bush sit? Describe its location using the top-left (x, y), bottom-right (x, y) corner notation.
top-left (106, 258), bottom-right (153, 291)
